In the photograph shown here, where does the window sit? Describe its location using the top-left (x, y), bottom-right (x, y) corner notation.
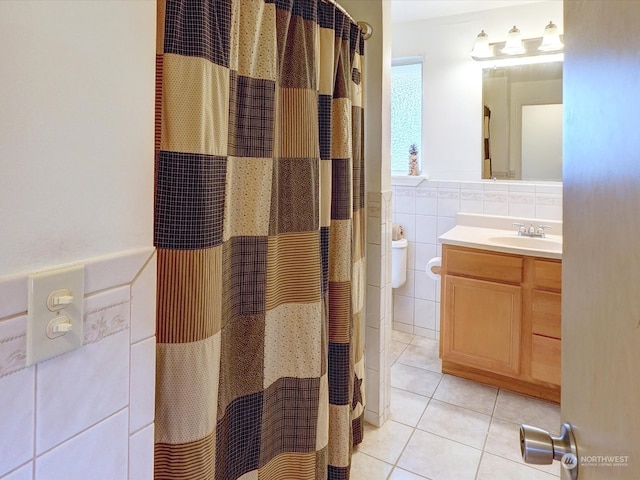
top-left (391, 59), bottom-right (423, 174)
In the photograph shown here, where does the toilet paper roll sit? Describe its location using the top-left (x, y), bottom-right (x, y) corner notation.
top-left (426, 257), bottom-right (442, 280)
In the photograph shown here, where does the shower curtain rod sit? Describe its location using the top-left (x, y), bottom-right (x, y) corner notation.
top-left (321, 0), bottom-right (373, 39)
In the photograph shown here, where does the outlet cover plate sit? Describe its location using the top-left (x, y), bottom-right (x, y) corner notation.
top-left (27, 265), bottom-right (84, 366)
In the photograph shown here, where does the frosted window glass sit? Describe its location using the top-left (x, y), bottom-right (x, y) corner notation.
top-left (391, 62), bottom-right (422, 174)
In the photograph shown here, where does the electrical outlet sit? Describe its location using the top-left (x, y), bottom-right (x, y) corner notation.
top-left (27, 265), bottom-right (84, 366)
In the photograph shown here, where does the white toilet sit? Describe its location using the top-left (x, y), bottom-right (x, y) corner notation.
top-left (391, 238), bottom-right (408, 288)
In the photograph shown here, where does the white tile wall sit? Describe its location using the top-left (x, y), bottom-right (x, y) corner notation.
top-left (0, 315), bottom-right (28, 378)
top-left (130, 337), bottom-right (157, 434)
top-left (129, 424), bottom-right (155, 480)
top-left (36, 409), bottom-right (129, 480)
top-left (36, 329), bottom-right (130, 453)
top-left (0, 248), bottom-right (156, 480)
top-left (392, 179), bottom-right (562, 337)
top-left (0, 367), bottom-right (34, 477)
top-left (365, 190), bottom-right (394, 427)
top-left (131, 254), bottom-right (157, 344)
top-left (0, 464), bottom-right (32, 480)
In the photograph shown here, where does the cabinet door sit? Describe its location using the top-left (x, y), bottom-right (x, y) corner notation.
top-left (442, 275), bottom-right (522, 376)
top-left (531, 290), bottom-right (561, 339)
top-left (531, 335), bottom-right (561, 385)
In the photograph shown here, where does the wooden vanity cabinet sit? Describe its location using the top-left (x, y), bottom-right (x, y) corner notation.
top-left (440, 245), bottom-right (561, 403)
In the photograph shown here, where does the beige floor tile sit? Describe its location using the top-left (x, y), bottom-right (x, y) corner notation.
top-left (410, 336), bottom-right (438, 350)
top-left (396, 344), bottom-right (442, 374)
top-left (390, 388), bottom-right (430, 427)
top-left (358, 420), bottom-right (414, 465)
top-left (476, 452), bottom-right (559, 480)
top-left (397, 429), bottom-right (482, 480)
top-left (493, 390), bottom-right (560, 433)
top-left (350, 451), bottom-right (394, 480)
top-left (413, 328), bottom-right (437, 340)
top-left (389, 467), bottom-right (429, 479)
top-left (380, 345), bottom-right (563, 480)
top-left (432, 374), bottom-right (498, 415)
top-left (391, 341), bottom-right (409, 365)
top-left (391, 363), bottom-right (443, 397)
top-left (484, 417), bottom-right (561, 476)
top-left (392, 330), bottom-right (416, 344)
top-left (416, 399), bottom-right (491, 449)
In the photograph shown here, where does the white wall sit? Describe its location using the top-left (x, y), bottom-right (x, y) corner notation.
top-left (0, 0), bottom-right (155, 276)
top-left (392, 1), bottom-right (563, 180)
top-left (0, 2), bottom-right (156, 479)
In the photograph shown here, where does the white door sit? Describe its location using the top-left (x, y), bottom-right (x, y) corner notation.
top-left (562, 1), bottom-right (640, 478)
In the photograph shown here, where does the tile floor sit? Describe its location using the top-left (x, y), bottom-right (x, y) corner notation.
top-left (351, 330), bottom-right (562, 480)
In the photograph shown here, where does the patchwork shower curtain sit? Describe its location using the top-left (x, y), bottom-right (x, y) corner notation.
top-left (154, 1), bottom-right (366, 478)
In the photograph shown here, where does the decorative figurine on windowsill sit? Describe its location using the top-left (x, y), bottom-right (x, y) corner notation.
top-left (408, 143), bottom-right (419, 176)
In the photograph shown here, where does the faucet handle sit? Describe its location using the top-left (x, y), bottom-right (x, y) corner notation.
top-left (512, 223), bottom-right (526, 235)
top-left (536, 225), bottom-right (552, 236)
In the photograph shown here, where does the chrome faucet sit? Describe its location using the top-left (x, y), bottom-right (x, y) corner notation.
top-left (513, 223), bottom-right (551, 238)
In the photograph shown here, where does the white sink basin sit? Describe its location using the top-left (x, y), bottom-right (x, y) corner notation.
top-left (487, 235), bottom-right (562, 252)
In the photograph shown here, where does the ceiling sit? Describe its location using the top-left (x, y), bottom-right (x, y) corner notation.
top-left (390, 0), bottom-right (547, 24)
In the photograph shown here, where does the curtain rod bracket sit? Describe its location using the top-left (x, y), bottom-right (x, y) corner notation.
top-left (358, 21), bottom-right (373, 40)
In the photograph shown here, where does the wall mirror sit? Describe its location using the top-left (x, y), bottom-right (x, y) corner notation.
top-left (482, 61), bottom-right (563, 181)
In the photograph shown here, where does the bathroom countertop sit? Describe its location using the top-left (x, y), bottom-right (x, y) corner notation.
top-left (439, 225), bottom-right (563, 260)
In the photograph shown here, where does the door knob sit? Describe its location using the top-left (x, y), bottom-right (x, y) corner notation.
top-left (520, 423), bottom-right (578, 479)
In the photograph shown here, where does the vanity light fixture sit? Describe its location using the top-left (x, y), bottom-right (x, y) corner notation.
top-left (471, 21), bottom-right (564, 65)
top-left (501, 26), bottom-right (526, 55)
top-left (539, 21), bottom-right (564, 51)
top-left (471, 30), bottom-right (491, 58)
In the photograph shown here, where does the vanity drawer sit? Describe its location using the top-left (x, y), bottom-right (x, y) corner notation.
top-left (533, 260), bottom-right (562, 292)
top-left (531, 334), bottom-right (561, 385)
top-left (532, 290), bottom-right (561, 339)
top-left (445, 246), bottom-right (523, 284)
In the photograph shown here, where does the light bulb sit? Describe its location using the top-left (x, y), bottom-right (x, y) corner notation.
top-left (501, 25), bottom-right (525, 55)
top-left (539, 21), bottom-right (564, 51)
top-left (471, 30), bottom-right (491, 59)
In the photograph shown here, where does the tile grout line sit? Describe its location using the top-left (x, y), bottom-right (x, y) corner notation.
top-left (473, 387), bottom-right (499, 480)
top-left (386, 339), bottom-right (444, 480)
